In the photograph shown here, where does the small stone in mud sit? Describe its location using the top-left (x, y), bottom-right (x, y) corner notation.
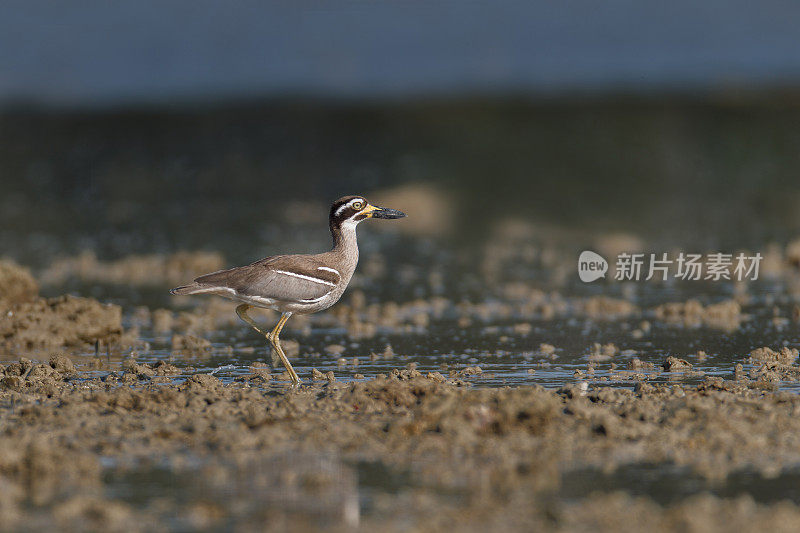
top-left (426, 371), bottom-right (446, 383)
top-left (311, 368), bottom-right (326, 381)
top-left (152, 360), bottom-right (181, 376)
top-left (247, 362), bottom-right (271, 382)
top-left (122, 357), bottom-right (155, 376)
top-left (460, 366), bottom-right (482, 376)
top-left (49, 354), bottom-right (75, 374)
top-left (663, 356), bottom-right (693, 371)
top-left (187, 374), bottom-right (220, 388)
top-left (391, 366), bottom-right (423, 380)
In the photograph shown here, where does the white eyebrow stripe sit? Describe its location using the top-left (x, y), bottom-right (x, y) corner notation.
top-left (317, 266), bottom-right (340, 276)
top-left (334, 201), bottom-right (351, 217)
top-left (273, 269), bottom-right (337, 287)
top-left (334, 198), bottom-right (363, 217)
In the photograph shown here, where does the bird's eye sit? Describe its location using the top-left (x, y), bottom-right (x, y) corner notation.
top-left (352, 201), bottom-right (365, 210)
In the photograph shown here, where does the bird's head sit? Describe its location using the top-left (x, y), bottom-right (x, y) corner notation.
top-left (329, 195), bottom-right (406, 229)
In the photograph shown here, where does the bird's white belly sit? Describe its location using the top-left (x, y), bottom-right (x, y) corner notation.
top-left (217, 285), bottom-right (347, 315)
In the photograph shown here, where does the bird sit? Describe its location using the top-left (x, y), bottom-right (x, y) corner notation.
top-left (170, 195), bottom-right (406, 384)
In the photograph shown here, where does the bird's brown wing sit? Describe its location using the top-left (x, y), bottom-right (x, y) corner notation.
top-left (193, 255), bottom-right (340, 303)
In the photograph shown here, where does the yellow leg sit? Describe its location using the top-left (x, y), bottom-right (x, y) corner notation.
top-left (269, 312), bottom-right (300, 384)
top-left (236, 305), bottom-right (300, 384)
top-left (235, 304), bottom-right (269, 337)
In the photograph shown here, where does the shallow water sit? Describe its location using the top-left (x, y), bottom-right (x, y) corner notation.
top-left (16, 288), bottom-right (798, 393)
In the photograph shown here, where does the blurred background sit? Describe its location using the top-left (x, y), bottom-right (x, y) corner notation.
top-left (2, 0), bottom-right (800, 274)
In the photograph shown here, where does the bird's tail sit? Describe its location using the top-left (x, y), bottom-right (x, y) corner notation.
top-left (169, 283), bottom-right (203, 295)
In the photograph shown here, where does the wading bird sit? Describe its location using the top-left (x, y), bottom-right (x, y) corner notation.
top-left (170, 196), bottom-right (406, 384)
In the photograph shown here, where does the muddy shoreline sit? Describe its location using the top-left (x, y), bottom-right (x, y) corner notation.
top-left (5, 244), bottom-right (800, 531)
top-left (4, 361), bottom-right (800, 531)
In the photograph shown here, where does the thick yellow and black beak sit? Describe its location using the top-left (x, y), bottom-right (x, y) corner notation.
top-left (364, 204), bottom-right (406, 219)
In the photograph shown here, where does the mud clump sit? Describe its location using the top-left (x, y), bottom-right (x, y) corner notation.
top-left (747, 347), bottom-right (800, 382)
top-left (0, 259), bottom-right (39, 309)
top-left (0, 295), bottom-right (125, 351)
top-left (121, 358), bottom-right (156, 379)
top-left (48, 354), bottom-right (76, 373)
top-left (749, 346), bottom-right (799, 365)
top-left (662, 356), bottom-right (693, 371)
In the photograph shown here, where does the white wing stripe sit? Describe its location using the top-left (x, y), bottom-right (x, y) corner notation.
top-left (273, 269), bottom-right (337, 287)
top-left (317, 266), bottom-right (340, 275)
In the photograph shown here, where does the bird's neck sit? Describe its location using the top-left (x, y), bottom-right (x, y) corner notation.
top-left (330, 220), bottom-right (359, 272)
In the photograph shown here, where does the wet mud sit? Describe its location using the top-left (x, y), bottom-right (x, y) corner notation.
top-left (4, 358), bottom-right (800, 531)
top-left (5, 236), bottom-right (800, 531)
